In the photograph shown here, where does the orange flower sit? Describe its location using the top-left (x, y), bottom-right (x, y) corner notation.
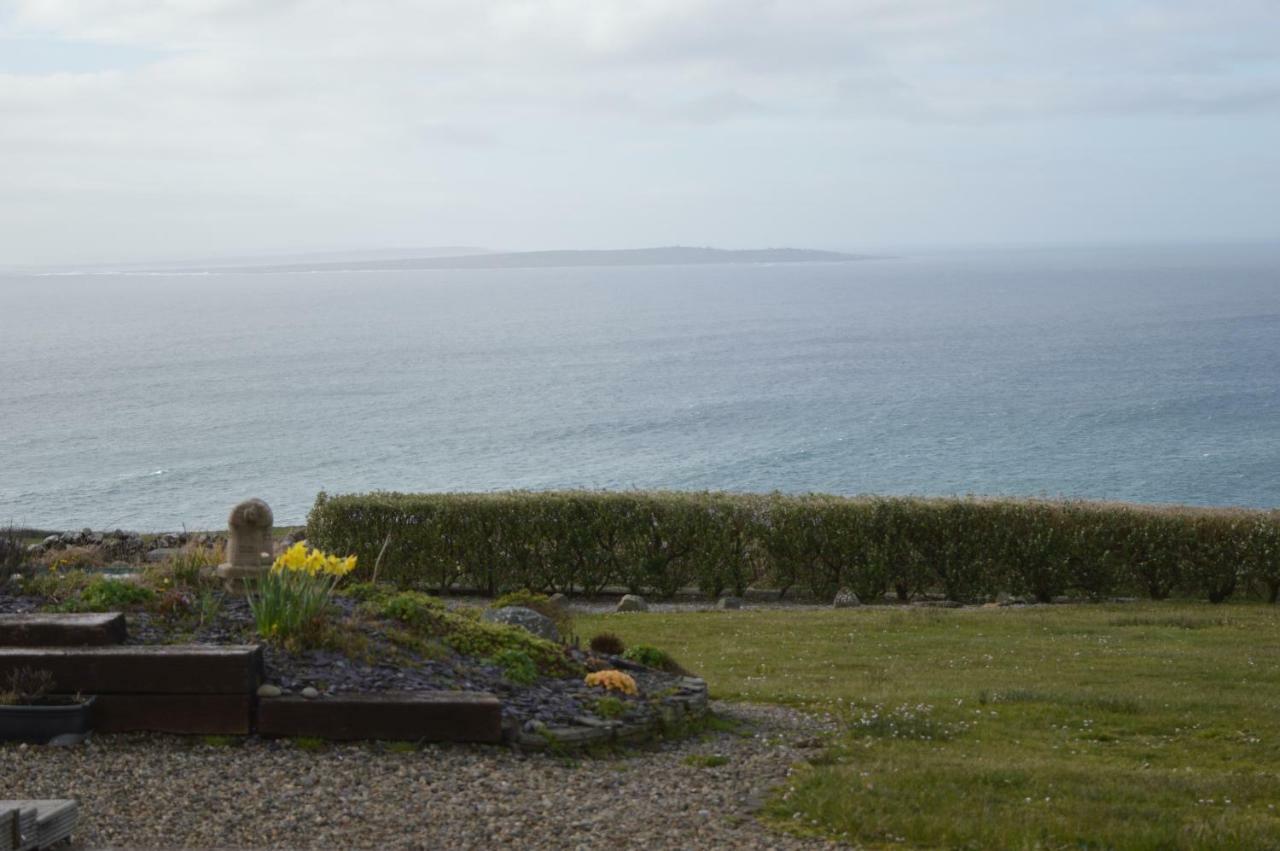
top-left (584, 669), bottom-right (638, 695)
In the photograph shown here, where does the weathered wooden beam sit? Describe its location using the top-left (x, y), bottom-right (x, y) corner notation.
top-left (0, 612), bottom-right (126, 647)
top-left (90, 694), bottom-right (253, 735)
top-left (256, 691), bottom-right (503, 742)
top-left (0, 645), bottom-right (262, 694)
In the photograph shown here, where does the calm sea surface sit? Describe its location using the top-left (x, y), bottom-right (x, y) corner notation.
top-left (1, 245), bottom-right (1277, 530)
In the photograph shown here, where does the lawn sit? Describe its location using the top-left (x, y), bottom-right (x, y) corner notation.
top-left (578, 603), bottom-right (1280, 850)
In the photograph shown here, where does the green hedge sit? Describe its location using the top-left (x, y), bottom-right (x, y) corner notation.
top-left (306, 491), bottom-right (1280, 604)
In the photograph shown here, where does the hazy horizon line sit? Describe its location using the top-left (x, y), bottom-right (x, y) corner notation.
top-left (3, 237), bottom-right (1279, 274)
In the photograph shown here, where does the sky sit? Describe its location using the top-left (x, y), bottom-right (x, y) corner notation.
top-left (1, 0), bottom-right (1278, 266)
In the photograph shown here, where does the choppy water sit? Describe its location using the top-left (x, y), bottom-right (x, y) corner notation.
top-left (1, 244), bottom-right (1277, 530)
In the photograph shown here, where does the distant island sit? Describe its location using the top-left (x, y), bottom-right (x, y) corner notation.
top-left (192, 246), bottom-right (871, 274)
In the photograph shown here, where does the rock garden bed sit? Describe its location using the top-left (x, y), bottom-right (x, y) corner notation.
top-left (0, 546), bottom-right (706, 747)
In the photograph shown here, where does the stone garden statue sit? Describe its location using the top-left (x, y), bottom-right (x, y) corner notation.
top-left (216, 498), bottom-right (274, 584)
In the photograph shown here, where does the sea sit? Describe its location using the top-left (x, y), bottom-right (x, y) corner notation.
top-left (1, 244), bottom-right (1277, 531)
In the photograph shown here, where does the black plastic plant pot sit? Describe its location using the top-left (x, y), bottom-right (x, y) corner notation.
top-left (0, 695), bottom-right (96, 743)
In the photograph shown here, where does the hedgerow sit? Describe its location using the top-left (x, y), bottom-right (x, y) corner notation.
top-left (307, 491), bottom-right (1280, 604)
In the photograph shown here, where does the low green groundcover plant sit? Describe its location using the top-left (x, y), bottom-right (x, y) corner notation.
top-left (50, 575), bottom-right (155, 612)
top-left (351, 585), bottom-right (581, 678)
top-left (622, 644), bottom-right (685, 674)
top-left (594, 695), bottom-right (626, 718)
top-left (490, 648), bottom-right (538, 685)
top-left (579, 603), bottom-right (1280, 849)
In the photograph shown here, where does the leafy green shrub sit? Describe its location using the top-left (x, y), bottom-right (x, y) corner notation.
top-left (1243, 514), bottom-right (1280, 603)
top-left (589, 631), bottom-right (626, 655)
top-left (622, 644), bottom-right (686, 674)
top-left (491, 648), bottom-right (538, 684)
top-left (307, 490), bottom-right (1280, 604)
top-left (52, 576), bottom-right (155, 612)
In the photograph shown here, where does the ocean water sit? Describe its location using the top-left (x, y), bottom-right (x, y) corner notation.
top-left (1, 244), bottom-right (1277, 531)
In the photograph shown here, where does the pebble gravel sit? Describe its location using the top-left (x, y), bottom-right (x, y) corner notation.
top-left (2, 702), bottom-right (843, 849)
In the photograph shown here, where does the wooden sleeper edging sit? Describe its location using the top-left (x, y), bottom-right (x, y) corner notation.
top-left (0, 645), bottom-right (263, 695)
top-left (0, 612), bottom-right (126, 647)
top-left (255, 691), bottom-right (503, 742)
top-left (91, 694), bottom-right (253, 735)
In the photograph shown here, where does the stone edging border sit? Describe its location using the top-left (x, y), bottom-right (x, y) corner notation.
top-left (510, 676), bottom-right (710, 751)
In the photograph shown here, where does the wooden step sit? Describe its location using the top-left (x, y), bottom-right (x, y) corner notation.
top-left (0, 612), bottom-right (126, 647)
top-left (256, 691), bottom-right (502, 742)
top-left (0, 645), bottom-right (262, 695)
top-left (91, 694), bottom-right (253, 735)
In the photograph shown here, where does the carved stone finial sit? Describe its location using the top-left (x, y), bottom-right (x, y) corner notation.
top-left (216, 498), bottom-right (274, 584)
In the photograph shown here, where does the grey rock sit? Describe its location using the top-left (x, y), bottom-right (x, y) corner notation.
top-left (42, 535), bottom-right (61, 547)
top-left (481, 606), bottom-right (560, 643)
top-left (716, 596), bottom-right (743, 610)
top-left (616, 594), bottom-right (649, 613)
top-left (832, 588), bottom-right (861, 608)
top-left (257, 684), bottom-right (283, 698)
top-left (46, 733), bottom-right (87, 747)
top-left (301, 687), bottom-right (320, 699)
top-left (572, 715), bottom-right (614, 728)
top-left (543, 726), bottom-right (608, 746)
top-left (547, 592), bottom-right (568, 609)
top-left (145, 548), bottom-right (179, 563)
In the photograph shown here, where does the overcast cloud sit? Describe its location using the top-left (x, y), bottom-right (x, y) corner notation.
top-left (1, 0), bottom-right (1278, 265)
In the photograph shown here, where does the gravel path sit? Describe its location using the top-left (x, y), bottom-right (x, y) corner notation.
top-left (2, 702), bottom-right (842, 850)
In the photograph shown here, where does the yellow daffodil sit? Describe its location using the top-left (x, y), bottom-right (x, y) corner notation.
top-left (271, 542), bottom-right (357, 577)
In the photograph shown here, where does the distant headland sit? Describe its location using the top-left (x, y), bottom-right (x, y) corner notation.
top-left (191, 246), bottom-right (872, 274)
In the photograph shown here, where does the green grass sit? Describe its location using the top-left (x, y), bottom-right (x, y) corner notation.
top-left (383, 740), bottom-right (418, 753)
top-left (579, 603), bottom-right (1280, 850)
top-left (293, 736), bottom-right (327, 751)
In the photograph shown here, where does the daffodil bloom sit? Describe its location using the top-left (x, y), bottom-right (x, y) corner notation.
top-left (271, 542), bottom-right (357, 577)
